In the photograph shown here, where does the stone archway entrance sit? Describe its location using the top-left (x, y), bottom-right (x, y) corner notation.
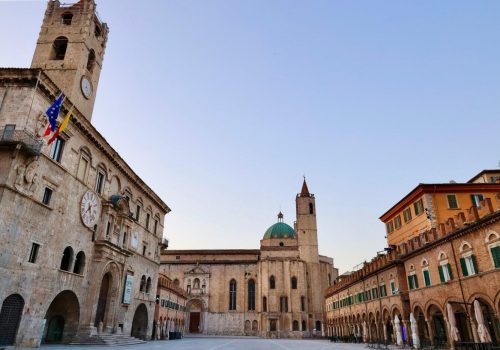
top-left (0, 294), bottom-right (24, 346)
top-left (131, 304), bottom-right (148, 340)
top-left (187, 299), bottom-right (204, 333)
top-left (44, 290), bottom-right (80, 343)
top-left (94, 272), bottom-right (111, 327)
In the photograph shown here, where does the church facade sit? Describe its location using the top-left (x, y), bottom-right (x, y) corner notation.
top-left (161, 181), bottom-right (338, 337)
top-left (0, 1), bottom-right (169, 347)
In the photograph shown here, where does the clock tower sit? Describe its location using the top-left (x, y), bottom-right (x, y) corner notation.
top-left (31, 0), bottom-right (108, 121)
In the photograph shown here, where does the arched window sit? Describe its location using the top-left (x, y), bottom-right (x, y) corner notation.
top-left (146, 277), bottom-right (152, 293)
top-left (291, 276), bottom-right (297, 289)
top-left (173, 278), bottom-right (179, 286)
top-left (269, 275), bottom-right (275, 289)
top-left (292, 320), bottom-right (299, 331)
top-left (87, 49), bottom-right (96, 72)
top-left (229, 279), bottom-right (237, 310)
top-left (61, 12), bottom-right (73, 25)
top-left (262, 296), bottom-right (267, 312)
top-left (140, 275), bottom-right (146, 292)
top-left (302, 320), bottom-right (307, 331)
top-left (315, 320), bottom-right (321, 331)
top-left (60, 246), bottom-right (73, 271)
top-left (51, 36), bottom-right (68, 60)
top-left (248, 279), bottom-right (255, 311)
top-left (73, 251), bottom-right (85, 274)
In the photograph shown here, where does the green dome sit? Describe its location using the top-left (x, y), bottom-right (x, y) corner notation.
top-left (263, 222), bottom-right (297, 240)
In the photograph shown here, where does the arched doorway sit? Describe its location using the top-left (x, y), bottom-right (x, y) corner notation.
top-left (428, 304), bottom-right (447, 346)
top-left (94, 272), bottom-right (111, 327)
top-left (0, 294), bottom-right (24, 346)
top-left (44, 290), bottom-right (80, 343)
top-left (131, 303), bottom-right (148, 340)
top-left (187, 299), bottom-right (203, 333)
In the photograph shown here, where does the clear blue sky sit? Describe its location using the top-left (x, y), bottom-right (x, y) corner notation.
top-left (1, 1), bottom-right (499, 273)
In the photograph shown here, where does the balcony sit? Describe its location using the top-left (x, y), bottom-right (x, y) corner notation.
top-left (0, 127), bottom-right (42, 156)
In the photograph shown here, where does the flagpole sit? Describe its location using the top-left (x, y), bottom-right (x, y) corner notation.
top-left (24, 69), bottom-right (42, 130)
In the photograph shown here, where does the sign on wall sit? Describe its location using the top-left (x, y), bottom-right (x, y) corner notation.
top-left (122, 273), bottom-right (134, 304)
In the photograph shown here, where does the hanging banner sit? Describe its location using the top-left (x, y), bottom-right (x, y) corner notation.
top-left (122, 273), bottom-right (134, 304)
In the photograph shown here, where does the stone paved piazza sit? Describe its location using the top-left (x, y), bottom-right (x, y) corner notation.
top-left (18, 338), bottom-right (368, 350)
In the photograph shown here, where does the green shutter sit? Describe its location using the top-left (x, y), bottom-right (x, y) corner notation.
top-left (408, 275), bottom-right (413, 290)
top-left (390, 281), bottom-right (395, 294)
top-left (414, 274), bottom-right (419, 288)
top-left (492, 246), bottom-right (500, 268)
top-left (423, 270), bottom-right (431, 286)
top-left (460, 257), bottom-right (468, 277)
top-left (438, 265), bottom-right (445, 283)
top-left (471, 255), bottom-right (478, 274)
top-left (447, 264), bottom-right (453, 280)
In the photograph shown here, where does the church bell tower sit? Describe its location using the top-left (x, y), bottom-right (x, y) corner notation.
top-left (295, 178), bottom-right (319, 263)
top-left (31, 0), bottom-right (108, 121)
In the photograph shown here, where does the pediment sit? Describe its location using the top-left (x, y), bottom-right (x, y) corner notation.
top-left (185, 265), bottom-right (208, 275)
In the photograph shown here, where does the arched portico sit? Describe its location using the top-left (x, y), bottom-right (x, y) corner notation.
top-left (43, 290), bottom-right (80, 343)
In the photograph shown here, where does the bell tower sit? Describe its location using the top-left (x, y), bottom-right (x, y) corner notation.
top-left (295, 178), bottom-right (319, 263)
top-left (31, 0), bottom-right (108, 121)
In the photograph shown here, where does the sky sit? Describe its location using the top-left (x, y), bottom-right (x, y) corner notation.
top-left (1, 1), bottom-right (499, 273)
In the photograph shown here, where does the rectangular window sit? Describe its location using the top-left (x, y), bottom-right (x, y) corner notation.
top-left (77, 156), bottom-right (88, 180)
top-left (423, 269), bottom-right (431, 287)
top-left (301, 296), bottom-right (305, 311)
top-left (280, 296), bottom-right (288, 312)
top-left (49, 137), bottom-right (64, 162)
top-left (42, 187), bottom-right (53, 205)
top-left (394, 215), bottom-right (402, 229)
top-left (390, 280), bottom-right (396, 294)
top-left (154, 219), bottom-right (158, 234)
top-left (371, 287), bottom-right (378, 299)
top-left (379, 285), bottom-right (387, 297)
top-left (386, 221), bottom-right (394, 234)
top-left (95, 171), bottom-right (105, 194)
top-left (136, 205), bottom-right (141, 221)
top-left (414, 199), bottom-right (424, 216)
top-left (403, 208), bottom-right (412, 223)
top-left (438, 263), bottom-right (452, 282)
top-left (491, 246), bottom-right (500, 268)
top-left (471, 194), bottom-right (484, 207)
top-left (146, 213), bottom-right (150, 230)
top-left (408, 274), bottom-right (419, 290)
top-left (460, 255), bottom-right (478, 276)
top-left (2, 124), bottom-right (15, 140)
top-left (142, 245), bottom-right (146, 256)
top-left (447, 194), bottom-right (459, 209)
top-left (28, 243), bottom-right (40, 263)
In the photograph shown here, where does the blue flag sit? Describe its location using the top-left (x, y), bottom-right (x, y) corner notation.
top-left (45, 94), bottom-right (64, 132)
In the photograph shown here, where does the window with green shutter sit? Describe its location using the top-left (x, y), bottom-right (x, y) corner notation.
top-left (438, 265), bottom-right (445, 283)
top-left (408, 275), bottom-right (414, 290)
top-left (446, 194), bottom-right (459, 209)
top-left (413, 274), bottom-right (419, 288)
top-left (460, 257), bottom-right (468, 277)
top-left (446, 263), bottom-right (453, 280)
top-left (423, 269), bottom-right (431, 286)
top-left (491, 246), bottom-right (500, 268)
top-left (390, 281), bottom-right (395, 294)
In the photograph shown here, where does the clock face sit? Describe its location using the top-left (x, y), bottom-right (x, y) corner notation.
top-left (81, 77), bottom-right (92, 99)
top-left (80, 190), bottom-right (100, 228)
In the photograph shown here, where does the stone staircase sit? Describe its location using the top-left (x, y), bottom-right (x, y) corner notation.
top-left (70, 333), bottom-right (146, 346)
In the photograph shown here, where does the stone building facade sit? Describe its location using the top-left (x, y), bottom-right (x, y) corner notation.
top-left (0, 1), bottom-right (170, 347)
top-left (153, 273), bottom-right (188, 340)
top-left (325, 173), bottom-right (500, 349)
top-left (161, 181), bottom-right (338, 337)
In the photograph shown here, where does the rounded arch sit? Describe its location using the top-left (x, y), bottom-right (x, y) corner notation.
top-left (0, 294), bottom-right (25, 346)
top-left (412, 302), bottom-right (426, 315)
top-left (421, 258), bottom-right (429, 267)
top-left (72, 251), bottom-right (85, 275)
top-left (485, 230), bottom-right (499, 242)
top-left (269, 275), bottom-right (276, 289)
top-left (291, 276), bottom-right (297, 289)
top-left (438, 251), bottom-right (448, 260)
top-left (146, 277), bottom-right (152, 293)
top-left (87, 49), bottom-right (96, 72)
top-left (247, 279), bottom-right (255, 311)
top-left (140, 275), bottom-right (146, 292)
top-left (44, 290), bottom-right (80, 343)
top-left (391, 305), bottom-right (402, 319)
top-left (51, 36), bottom-right (68, 60)
top-left (131, 303), bottom-right (148, 340)
top-left (292, 320), bottom-right (299, 331)
top-left (60, 246), bottom-right (74, 271)
top-left (460, 241), bottom-right (472, 252)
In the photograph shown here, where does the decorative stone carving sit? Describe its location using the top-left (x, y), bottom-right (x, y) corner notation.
top-left (14, 159), bottom-right (39, 195)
